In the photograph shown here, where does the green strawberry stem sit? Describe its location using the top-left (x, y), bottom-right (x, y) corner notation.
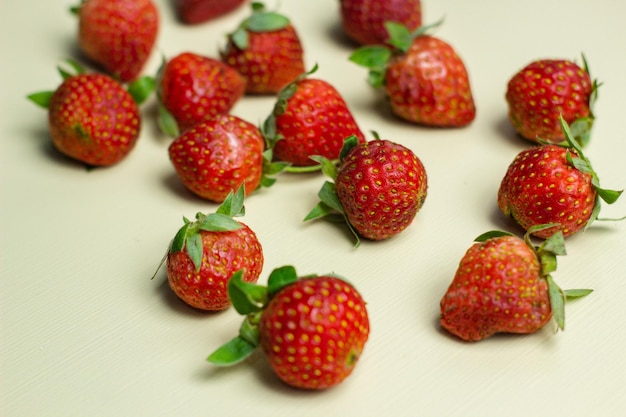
top-left (303, 136), bottom-right (363, 247)
top-left (349, 18), bottom-right (444, 88)
top-left (151, 186), bottom-right (246, 278)
top-left (207, 265), bottom-right (310, 366)
top-left (27, 59), bottom-right (87, 108)
top-left (559, 116), bottom-right (624, 226)
top-left (230, 2), bottom-right (290, 50)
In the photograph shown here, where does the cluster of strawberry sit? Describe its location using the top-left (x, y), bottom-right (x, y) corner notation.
top-left (26, 0), bottom-right (624, 391)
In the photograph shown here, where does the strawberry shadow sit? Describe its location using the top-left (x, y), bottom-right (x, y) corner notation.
top-left (494, 115), bottom-right (536, 148)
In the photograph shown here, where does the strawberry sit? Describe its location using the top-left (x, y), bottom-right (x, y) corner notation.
top-left (27, 61), bottom-right (152, 167)
top-left (168, 114), bottom-right (273, 203)
top-left (498, 116), bottom-right (623, 239)
top-left (305, 136), bottom-right (428, 245)
top-left (440, 226), bottom-right (592, 342)
top-left (71, 0), bottom-right (159, 82)
top-left (340, 0), bottom-right (422, 46)
top-left (349, 20), bottom-right (476, 127)
top-left (208, 265), bottom-right (370, 389)
top-left (176, 0), bottom-right (246, 25)
top-left (157, 52), bottom-right (246, 137)
top-left (505, 55), bottom-right (599, 146)
top-left (153, 187), bottom-right (264, 311)
top-left (262, 65), bottom-right (366, 167)
top-left (220, 3), bottom-right (305, 94)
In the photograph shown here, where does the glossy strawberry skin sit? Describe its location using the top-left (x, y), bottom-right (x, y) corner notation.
top-left (440, 235), bottom-right (551, 342)
top-left (385, 35), bottom-right (476, 127)
top-left (168, 114), bottom-right (264, 203)
top-left (335, 140), bottom-right (427, 240)
top-left (340, 0), bottom-right (422, 46)
top-left (221, 24), bottom-right (305, 94)
top-left (48, 73), bottom-right (141, 166)
top-left (167, 223), bottom-right (263, 311)
top-left (498, 145), bottom-right (596, 238)
top-left (258, 276), bottom-right (370, 389)
top-left (176, 0), bottom-right (246, 24)
top-left (159, 52), bottom-right (246, 133)
top-left (273, 78), bottom-right (365, 166)
top-left (77, 0), bottom-right (159, 82)
top-left (506, 59), bottom-right (592, 143)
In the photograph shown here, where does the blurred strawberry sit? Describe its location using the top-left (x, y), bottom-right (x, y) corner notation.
top-left (157, 52), bottom-right (246, 136)
top-left (340, 0), bottom-right (422, 46)
top-left (221, 2), bottom-right (305, 94)
top-left (176, 0), bottom-right (247, 24)
top-left (72, 0), bottom-right (159, 82)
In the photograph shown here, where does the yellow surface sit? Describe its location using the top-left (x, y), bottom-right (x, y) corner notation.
top-left (1, 1), bottom-right (625, 416)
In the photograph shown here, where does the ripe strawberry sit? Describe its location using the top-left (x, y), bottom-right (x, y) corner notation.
top-left (262, 65), bottom-right (366, 167)
top-left (153, 187), bottom-right (264, 311)
top-left (350, 21), bottom-right (476, 127)
top-left (440, 226), bottom-right (592, 342)
top-left (72, 0), bottom-right (159, 82)
top-left (176, 0), bottom-right (246, 25)
top-left (305, 136), bottom-right (428, 245)
top-left (220, 3), bottom-right (305, 94)
top-left (27, 61), bottom-right (152, 167)
top-left (157, 52), bottom-right (246, 137)
top-left (340, 0), bottom-right (422, 46)
top-left (168, 114), bottom-right (269, 203)
top-left (505, 56), bottom-right (599, 146)
top-left (208, 265), bottom-right (370, 389)
top-left (498, 116), bottom-right (623, 239)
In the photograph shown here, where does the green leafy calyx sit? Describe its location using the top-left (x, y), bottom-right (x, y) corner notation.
top-left (230, 2), bottom-right (290, 50)
top-left (207, 265), bottom-right (310, 366)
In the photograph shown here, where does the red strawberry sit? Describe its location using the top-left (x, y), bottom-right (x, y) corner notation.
top-left (168, 114), bottom-right (268, 203)
top-left (340, 0), bottom-right (422, 46)
top-left (505, 56), bottom-right (599, 146)
top-left (350, 21), bottom-right (476, 127)
top-left (157, 52), bottom-right (246, 137)
top-left (176, 0), bottom-right (246, 25)
top-left (220, 3), bottom-right (305, 94)
top-left (153, 187), bottom-right (264, 311)
top-left (498, 117), bottom-right (623, 239)
top-left (27, 61), bottom-right (152, 167)
top-left (262, 65), bottom-right (366, 167)
top-left (305, 136), bottom-right (428, 245)
top-left (208, 265), bottom-right (370, 389)
top-left (440, 226), bottom-right (592, 342)
top-left (72, 0), bottom-right (159, 82)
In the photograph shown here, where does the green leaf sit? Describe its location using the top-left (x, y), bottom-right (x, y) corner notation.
top-left (339, 135), bottom-right (360, 162)
top-left (231, 27), bottom-right (249, 50)
top-left (310, 155), bottom-right (337, 180)
top-left (228, 270), bottom-right (268, 315)
top-left (207, 336), bottom-right (257, 366)
top-left (474, 230), bottom-right (513, 242)
top-left (57, 59), bottom-right (85, 79)
top-left (303, 201), bottom-right (336, 222)
top-left (27, 91), bottom-right (54, 108)
top-left (539, 252), bottom-right (558, 275)
top-left (541, 231), bottom-right (567, 256)
top-left (267, 265), bottom-right (299, 296)
top-left (596, 187), bottom-right (623, 205)
top-left (216, 186), bottom-right (246, 217)
top-left (384, 21), bottom-right (413, 52)
top-left (547, 275), bottom-right (566, 331)
top-left (349, 46), bottom-right (392, 70)
top-left (569, 116), bottom-right (594, 148)
top-left (169, 221), bottom-right (191, 253)
top-left (198, 213), bottom-right (242, 232)
top-left (246, 11), bottom-right (289, 32)
top-left (264, 160), bottom-right (290, 176)
top-left (158, 104), bottom-right (180, 138)
top-left (318, 181), bottom-right (344, 214)
top-left (127, 76), bottom-right (155, 105)
top-left (186, 231), bottom-right (203, 271)
top-left (565, 288), bottom-right (593, 299)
